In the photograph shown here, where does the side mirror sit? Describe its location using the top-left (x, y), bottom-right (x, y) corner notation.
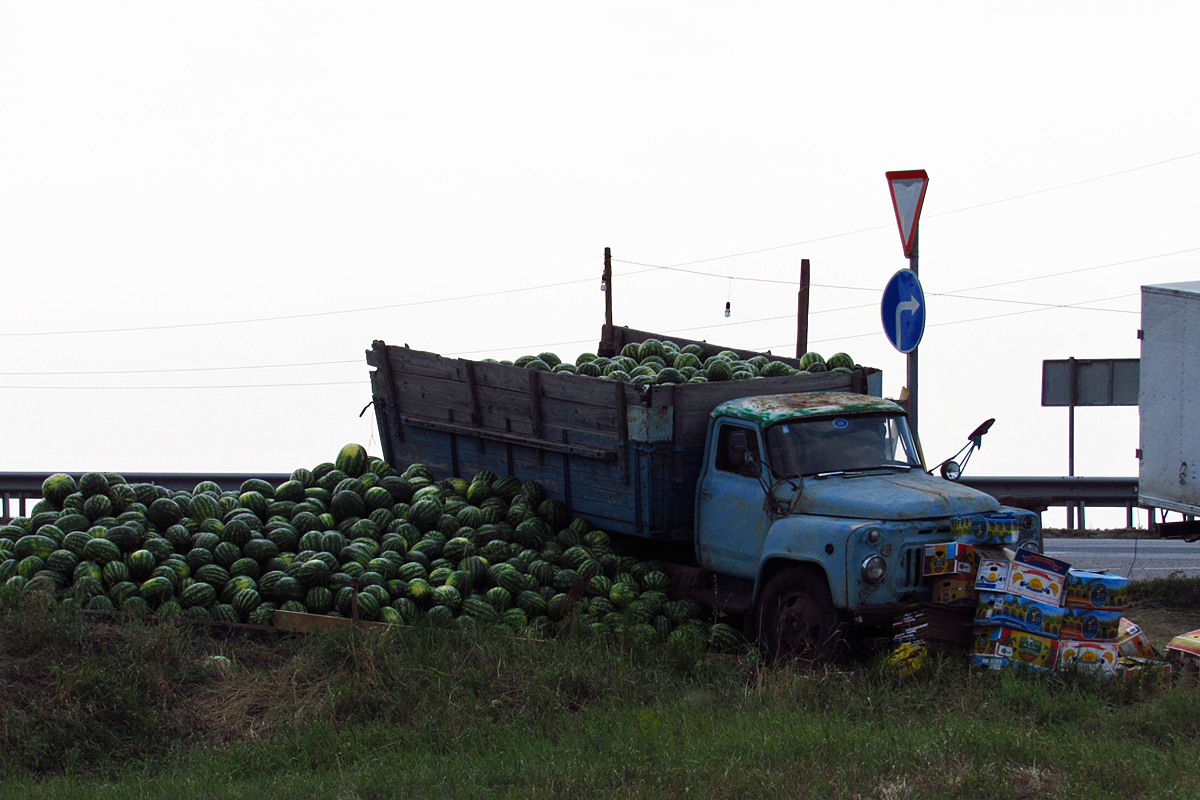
top-left (968, 418), bottom-right (995, 446)
top-left (931, 418), bottom-right (995, 480)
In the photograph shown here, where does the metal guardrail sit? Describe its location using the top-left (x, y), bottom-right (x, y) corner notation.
top-left (1, 472), bottom-right (289, 523)
top-left (1, 470), bottom-right (1145, 527)
top-left (961, 475), bottom-right (1140, 529)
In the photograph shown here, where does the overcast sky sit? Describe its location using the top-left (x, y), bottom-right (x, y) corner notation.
top-left (2, 3), bottom-right (1197, 527)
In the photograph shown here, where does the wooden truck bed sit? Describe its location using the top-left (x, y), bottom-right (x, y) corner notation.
top-left (366, 325), bottom-right (878, 541)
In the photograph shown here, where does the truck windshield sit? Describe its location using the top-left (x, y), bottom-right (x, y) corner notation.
top-left (764, 413), bottom-right (921, 477)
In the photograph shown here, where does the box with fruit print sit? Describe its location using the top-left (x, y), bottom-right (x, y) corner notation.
top-left (970, 624), bottom-right (1060, 673)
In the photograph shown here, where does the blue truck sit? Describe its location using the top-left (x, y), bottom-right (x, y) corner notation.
top-left (367, 325), bottom-right (1042, 659)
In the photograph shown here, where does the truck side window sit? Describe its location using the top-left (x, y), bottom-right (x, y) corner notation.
top-left (715, 424), bottom-right (760, 477)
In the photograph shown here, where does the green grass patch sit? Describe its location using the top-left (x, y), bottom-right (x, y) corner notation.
top-left (1128, 575), bottom-right (1200, 607)
top-left (3, 592), bottom-right (1200, 798)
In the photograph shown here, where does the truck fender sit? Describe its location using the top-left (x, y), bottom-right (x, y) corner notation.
top-left (755, 521), bottom-right (850, 609)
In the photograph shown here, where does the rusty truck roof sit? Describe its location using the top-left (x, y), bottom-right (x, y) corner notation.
top-left (711, 392), bottom-right (905, 425)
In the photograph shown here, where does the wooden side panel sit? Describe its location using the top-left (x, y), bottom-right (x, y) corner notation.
top-left (367, 338), bottom-right (878, 542)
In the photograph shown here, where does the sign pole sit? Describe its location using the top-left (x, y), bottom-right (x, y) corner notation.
top-left (885, 169), bottom-right (929, 442)
top-left (907, 228), bottom-right (919, 438)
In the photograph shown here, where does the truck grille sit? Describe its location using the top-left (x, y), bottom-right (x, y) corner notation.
top-left (898, 545), bottom-right (927, 591)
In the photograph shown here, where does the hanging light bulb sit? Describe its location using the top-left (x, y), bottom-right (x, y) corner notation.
top-left (724, 301), bottom-right (731, 318)
top-left (600, 276), bottom-right (608, 292)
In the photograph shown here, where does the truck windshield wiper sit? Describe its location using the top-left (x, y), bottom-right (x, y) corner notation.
top-left (809, 464), bottom-right (912, 478)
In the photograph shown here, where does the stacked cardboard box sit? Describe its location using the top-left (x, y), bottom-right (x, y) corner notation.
top-left (892, 514), bottom-right (1168, 679)
top-left (1055, 568), bottom-right (1131, 674)
top-left (971, 549), bottom-right (1071, 673)
top-left (892, 603), bottom-right (976, 653)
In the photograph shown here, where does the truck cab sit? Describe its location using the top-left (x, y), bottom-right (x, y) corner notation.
top-left (694, 391), bottom-right (1042, 660)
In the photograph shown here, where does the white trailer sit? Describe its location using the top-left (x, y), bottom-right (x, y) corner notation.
top-left (1139, 281), bottom-right (1200, 536)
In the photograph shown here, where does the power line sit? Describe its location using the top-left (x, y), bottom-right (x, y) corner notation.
top-left (0, 380), bottom-right (366, 391)
top-left (0, 271), bottom-right (655, 339)
top-left (0, 293), bottom-right (1138, 389)
top-left (617, 245), bottom-right (1200, 292)
top-left (928, 150), bottom-right (1200, 219)
top-left (614, 148), bottom-right (1200, 274)
top-left (942, 247), bottom-right (1200, 295)
top-left (0, 359), bottom-right (361, 377)
top-left (776, 293), bottom-right (1140, 348)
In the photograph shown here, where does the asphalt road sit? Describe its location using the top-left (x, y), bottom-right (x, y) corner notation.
top-left (1043, 538), bottom-right (1200, 580)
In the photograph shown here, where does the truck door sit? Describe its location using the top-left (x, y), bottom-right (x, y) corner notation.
top-left (695, 420), bottom-right (773, 580)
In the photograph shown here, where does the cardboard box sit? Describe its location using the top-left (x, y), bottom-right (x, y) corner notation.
top-left (952, 512), bottom-right (1020, 547)
top-left (923, 541), bottom-right (977, 577)
top-left (1059, 606), bottom-right (1122, 642)
top-left (1167, 628), bottom-right (1200, 657)
top-left (972, 624), bottom-right (1060, 672)
top-left (1116, 657), bottom-right (1173, 683)
top-left (1117, 618), bottom-right (1156, 659)
top-left (930, 574), bottom-right (977, 605)
top-left (975, 557), bottom-right (1013, 593)
top-left (1058, 640), bottom-right (1120, 675)
top-left (1006, 550), bottom-right (1070, 606)
top-left (1064, 570), bottom-right (1130, 611)
top-left (974, 592), bottom-right (1065, 639)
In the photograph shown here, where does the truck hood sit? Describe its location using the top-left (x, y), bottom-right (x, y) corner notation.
top-left (782, 469), bottom-right (1001, 521)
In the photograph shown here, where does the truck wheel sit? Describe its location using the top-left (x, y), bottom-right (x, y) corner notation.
top-left (756, 566), bottom-right (842, 663)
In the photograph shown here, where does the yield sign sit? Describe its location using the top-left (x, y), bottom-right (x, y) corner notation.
top-left (886, 170), bottom-right (929, 258)
top-left (881, 268), bottom-right (925, 353)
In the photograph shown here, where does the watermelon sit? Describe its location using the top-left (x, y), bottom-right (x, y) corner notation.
top-left (78, 472), bottom-right (110, 498)
top-left (709, 622), bottom-right (743, 652)
top-left (229, 557), bottom-right (261, 580)
top-left (335, 443), bottom-right (370, 478)
top-left (41, 474), bottom-right (77, 507)
top-left (706, 359), bottom-right (733, 382)
top-left (181, 582), bottom-right (217, 608)
top-left (304, 585), bottom-right (334, 614)
top-left (188, 493), bottom-right (222, 522)
top-left (211, 603), bottom-right (240, 624)
top-left (139, 576), bottom-right (174, 604)
top-left (195, 563), bottom-right (231, 589)
top-left (231, 588), bottom-right (262, 618)
top-left (826, 352), bottom-right (854, 370)
top-left (798, 351), bottom-right (826, 370)
top-left (484, 586), bottom-right (513, 611)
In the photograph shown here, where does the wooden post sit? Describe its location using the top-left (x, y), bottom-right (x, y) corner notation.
top-left (796, 258), bottom-right (810, 358)
top-left (603, 246), bottom-right (613, 328)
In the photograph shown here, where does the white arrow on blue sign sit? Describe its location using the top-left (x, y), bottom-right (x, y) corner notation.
top-left (881, 268), bottom-right (925, 353)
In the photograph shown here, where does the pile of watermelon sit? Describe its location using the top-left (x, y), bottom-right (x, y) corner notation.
top-left (484, 339), bottom-right (855, 388)
top-left (0, 445), bottom-right (742, 652)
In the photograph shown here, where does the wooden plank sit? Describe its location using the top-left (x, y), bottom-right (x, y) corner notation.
top-left (274, 610), bottom-right (396, 634)
top-left (598, 324), bottom-right (804, 367)
top-left (400, 415), bottom-right (618, 460)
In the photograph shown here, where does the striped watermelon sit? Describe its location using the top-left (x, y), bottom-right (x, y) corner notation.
top-left (304, 585), bottom-right (334, 614)
top-left (335, 443), bottom-right (370, 478)
top-left (484, 586), bottom-right (513, 611)
top-left (181, 582), bottom-right (217, 608)
top-left (231, 588), bottom-right (262, 618)
top-left (354, 590), bottom-right (381, 620)
top-left (41, 473), bottom-right (78, 506)
top-left (82, 537), bottom-right (121, 565)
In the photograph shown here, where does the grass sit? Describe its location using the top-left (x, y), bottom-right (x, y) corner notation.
top-left (2, 586), bottom-right (1200, 799)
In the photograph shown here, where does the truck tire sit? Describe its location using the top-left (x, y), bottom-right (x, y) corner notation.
top-left (755, 565), bottom-right (842, 663)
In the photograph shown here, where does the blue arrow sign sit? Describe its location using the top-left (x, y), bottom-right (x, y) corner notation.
top-left (881, 269), bottom-right (925, 353)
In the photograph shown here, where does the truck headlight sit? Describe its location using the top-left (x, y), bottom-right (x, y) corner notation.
top-left (861, 555), bottom-right (886, 583)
